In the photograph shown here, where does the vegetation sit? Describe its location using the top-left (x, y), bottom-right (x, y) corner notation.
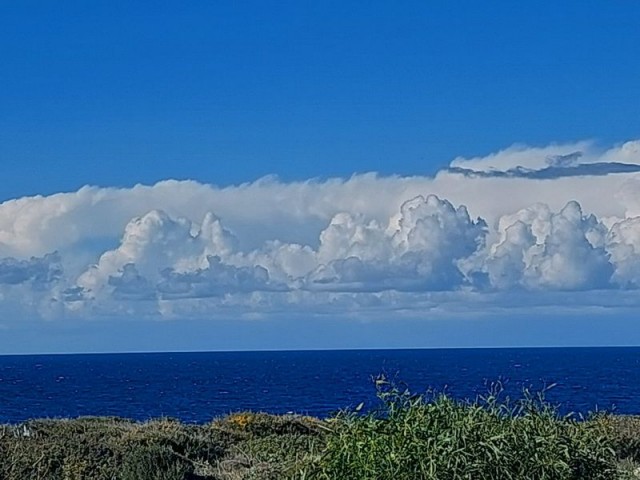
top-left (2, 380), bottom-right (640, 479)
top-left (313, 380), bottom-right (618, 480)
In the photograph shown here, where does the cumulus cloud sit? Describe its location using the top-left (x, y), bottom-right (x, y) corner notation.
top-left (77, 210), bottom-right (238, 298)
top-left (607, 217), bottom-right (640, 288)
top-left (0, 252), bottom-right (64, 322)
top-left (74, 195), bottom-right (487, 302)
top-left (2, 139), bottom-right (640, 321)
top-left (308, 195), bottom-right (487, 291)
top-left (469, 202), bottom-right (613, 290)
top-left (0, 141), bottom-right (638, 261)
top-left (108, 264), bottom-right (155, 300)
top-left (158, 256), bottom-right (278, 299)
top-left (0, 252), bottom-right (62, 287)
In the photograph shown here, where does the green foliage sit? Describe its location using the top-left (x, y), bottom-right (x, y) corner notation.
top-left (602, 415), bottom-right (640, 463)
top-left (308, 379), bottom-right (619, 480)
top-left (0, 413), bottom-right (323, 480)
top-left (119, 444), bottom-right (191, 480)
top-left (0, 381), bottom-right (637, 479)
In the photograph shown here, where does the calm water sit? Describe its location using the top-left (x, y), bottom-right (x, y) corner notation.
top-left (0, 347), bottom-right (639, 423)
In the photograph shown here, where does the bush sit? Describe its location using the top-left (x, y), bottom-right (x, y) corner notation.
top-left (601, 415), bottom-right (640, 463)
top-left (0, 382), bottom-right (633, 479)
top-left (309, 380), bottom-right (618, 480)
top-left (0, 413), bottom-right (325, 480)
top-left (119, 444), bottom-right (192, 480)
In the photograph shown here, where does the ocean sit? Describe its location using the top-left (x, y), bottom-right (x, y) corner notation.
top-left (1, 347), bottom-right (639, 424)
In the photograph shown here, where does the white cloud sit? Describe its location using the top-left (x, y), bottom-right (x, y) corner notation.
top-left (77, 210), bottom-right (238, 299)
top-left (308, 195), bottom-right (486, 291)
top-left (607, 216), bottom-right (640, 288)
top-left (1, 140), bottom-right (638, 261)
top-left (450, 140), bottom-right (640, 172)
top-left (74, 195), bottom-right (487, 302)
top-left (470, 202), bottom-right (613, 290)
top-left (450, 140), bottom-right (596, 171)
top-left (2, 139), bottom-right (640, 322)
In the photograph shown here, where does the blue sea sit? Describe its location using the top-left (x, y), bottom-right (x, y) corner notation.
top-left (1, 347), bottom-right (639, 424)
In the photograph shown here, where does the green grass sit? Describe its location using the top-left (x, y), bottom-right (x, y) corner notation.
top-left (308, 379), bottom-right (618, 479)
top-left (2, 380), bottom-right (640, 479)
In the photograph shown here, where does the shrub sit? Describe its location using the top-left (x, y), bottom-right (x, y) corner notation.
top-left (119, 444), bottom-right (192, 480)
top-left (600, 415), bottom-right (640, 463)
top-left (309, 380), bottom-right (618, 480)
top-left (0, 382), bottom-right (632, 479)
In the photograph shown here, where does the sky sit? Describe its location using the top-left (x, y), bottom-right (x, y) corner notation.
top-left (1, 1), bottom-right (640, 353)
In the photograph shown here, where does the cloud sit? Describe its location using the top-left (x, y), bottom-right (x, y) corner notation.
top-left (74, 195), bottom-right (487, 302)
top-left (108, 264), bottom-right (155, 300)
top-left (447, 161), bottom-right (640, 180)
top-left (0, 252), bottom-right (64, 322)
top-left (308, 195), bottom-right (487, 291)
top-left (547, 152), bottom-right (583, 168)
top-left (447, 141), bottom-right (640, 180)
top-left (2, 139), bottom-right (640, 322)
top-left (0, 252), bottom-right (62, 287)
top-left (449, 140), bottom-right (640, 172)
top-left (606, 217), bottom-right (640, 288)
top-left (0, 141), bottom-right (637, 261)
top-left (76, 209), bottom-right (238, 299)
top-left (468, 202), bottom-right (613, 290)
top-left (158, 256), bottom-right (279, 299)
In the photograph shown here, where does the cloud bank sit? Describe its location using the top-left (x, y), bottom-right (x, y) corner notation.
top-left (3, 140), bottom-right (640, 322)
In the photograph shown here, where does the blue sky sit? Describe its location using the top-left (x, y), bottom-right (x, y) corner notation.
top-left (1, 2), bottom-right (640, 353)
top-left (2, 1), bottom-right (639, 199)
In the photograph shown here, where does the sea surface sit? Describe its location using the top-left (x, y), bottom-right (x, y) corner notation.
top-left (1, 347), bottom-right (639, 424)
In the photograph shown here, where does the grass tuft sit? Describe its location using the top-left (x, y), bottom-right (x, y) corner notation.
top-left (1, 379), bottom-right (639, 479)
top-left (305, 378), bottom-right (619, 479)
